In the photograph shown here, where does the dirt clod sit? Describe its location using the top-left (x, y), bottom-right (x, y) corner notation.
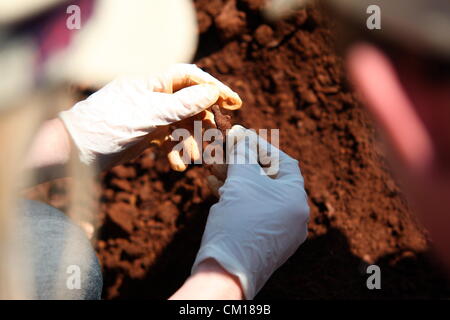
top-left (254, 25), bottom-right (275, 47)
top-left (215, 0), bottom-right (246, 40)
top-left (211, 105), bottom-right (232, 136)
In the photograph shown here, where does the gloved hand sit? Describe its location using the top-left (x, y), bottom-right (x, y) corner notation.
top-left (59, 64), bottom-right (241, 170)
top-left (192, 125), bottom-right (310, 299)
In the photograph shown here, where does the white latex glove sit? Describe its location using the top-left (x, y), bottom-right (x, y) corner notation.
top-left (192, 125), bottom-right (310, 299)
top-left (59, 64), bottom-right (241, 170)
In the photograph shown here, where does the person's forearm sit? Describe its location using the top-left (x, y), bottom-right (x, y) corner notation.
top-left (170, 259), bottom-right (244, 300)
top-left (25, 118), bottom-right (72, 184)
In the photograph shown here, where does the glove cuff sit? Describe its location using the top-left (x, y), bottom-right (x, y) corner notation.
top-left (58, 110), bottom-right (95, 166)
top-left (192, 245), bottom-right (255, 300)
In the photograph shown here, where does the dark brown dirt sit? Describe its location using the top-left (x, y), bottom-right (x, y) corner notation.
top-left (25, 0), bottom-right (450, 299)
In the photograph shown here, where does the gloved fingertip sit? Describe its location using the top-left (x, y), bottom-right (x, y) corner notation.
top-left (168, 150), bottom-right (188, 172)
top-left (175, 83), bottom-right (220, 111)
top-left (185, 135), bottom-right (201, 162)
top-left (201, 83), bottom-right (221, 102)
top-left (227, 125), bottom-right (248, 140)
top-left (229, 124), bottom-right (247, 132)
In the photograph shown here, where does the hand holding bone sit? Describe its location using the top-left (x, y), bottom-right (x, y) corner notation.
top-left (193, 125), bottom-right (310, 299)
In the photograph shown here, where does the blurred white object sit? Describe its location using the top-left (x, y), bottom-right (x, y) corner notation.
top-left (0, 38), bottom-right (35, 111)
top-left (192, 125), bottom-right (310, 299)
top-left (0, 0), bottom-right (65, 25)
top-left (264, 0), bottom-right (309, 20)
top-left (46, 0), bottom-right (198, 87)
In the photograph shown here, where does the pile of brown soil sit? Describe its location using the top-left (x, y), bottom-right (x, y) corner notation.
top-left (25, 0), bottom-right (450, 299)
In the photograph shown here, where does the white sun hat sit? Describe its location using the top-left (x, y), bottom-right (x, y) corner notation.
top-left (45, 0), bottom-right (198, 86)
top-left (0, 0), bottom-right (198, 107)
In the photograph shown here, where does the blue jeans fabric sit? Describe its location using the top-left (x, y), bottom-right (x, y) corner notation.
top-left (18, 200), bottom-right (103, 299)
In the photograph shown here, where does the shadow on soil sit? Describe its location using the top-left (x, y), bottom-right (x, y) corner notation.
top-left (101, 209), bottom-right (450, 300)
